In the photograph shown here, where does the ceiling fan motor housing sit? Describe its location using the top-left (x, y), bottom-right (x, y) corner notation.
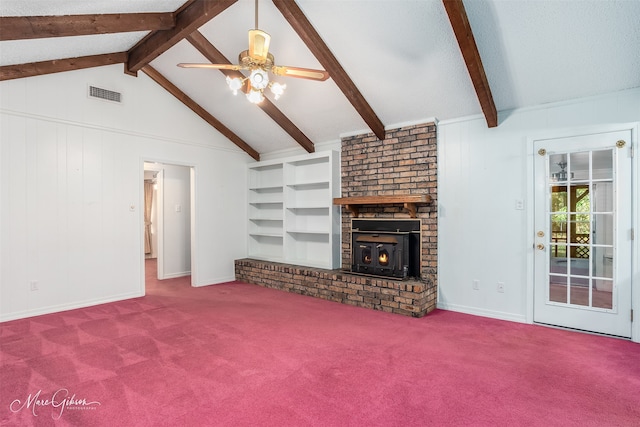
top-left (239, 50), bottom-right (275, 69)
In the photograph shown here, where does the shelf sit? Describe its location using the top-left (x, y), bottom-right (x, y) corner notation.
top-left (249, 215), bottom-right (283, 236)
top-left (286, 180), bottom-right (330, 188)
top-left (249, 199), bottom-right (283, 205)
top-left (287, 205), bottom-right (329, 210)
top-left (249, 201), bottom-right (283, 206)
top-left (249, 232), bottom-right (283, 238)
top-left (286, 229), bottom-right (330, 235)
top-left (248, 150), bottom-right (340, 269)
top-left (248, 163), bottom-right (283, 190)
top-left (333, 194), bottom-right (432, 218)
top-left (249, 185), bottom-right (283, 191)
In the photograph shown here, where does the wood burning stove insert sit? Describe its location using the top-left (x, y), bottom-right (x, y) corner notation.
top-left (351, 219), bottom-right (420, 279)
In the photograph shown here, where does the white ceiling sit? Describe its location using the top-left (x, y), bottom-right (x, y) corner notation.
top-left (1, 0), bottom-right (639, 156)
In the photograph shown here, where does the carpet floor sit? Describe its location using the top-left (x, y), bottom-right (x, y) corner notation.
top-left (1, 261), bottom-right (639, 426)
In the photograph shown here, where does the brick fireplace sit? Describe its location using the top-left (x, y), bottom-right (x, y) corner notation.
top-left (339, 122), bottom-right (437, 279)
top-left (236, 122), bottom-right (438, 317)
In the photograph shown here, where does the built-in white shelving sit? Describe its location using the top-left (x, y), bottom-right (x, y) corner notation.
top-left (247, 150), bottom-right (340, 269)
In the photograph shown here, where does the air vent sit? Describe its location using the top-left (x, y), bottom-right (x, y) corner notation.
top-left (88, 85), bottom-right (122, 103)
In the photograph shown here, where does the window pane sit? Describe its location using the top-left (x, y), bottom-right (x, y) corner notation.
top-left (551, 187), bottom-right (567, 212)
top-left (551, 253), bottom-right (567, 275)
top-left (570, 284), bottom-right (589, 306)
top-left (549, 154), bottom-right (569, 183)
top-left (570, 152), bottom-right (589, 181)
top-left (551, 213), bottom-right (567, 225)
top-left (593, 214), bottom-right (613, 246)
top-left (551, 244), bottom-right (567, 258)
top-left (569, 258), bottom-right (589, 277)
top-left (574, 187), bottom-right (590, 212)
top-left (570, 219), bottom-right (591, 239)
top-left (593, 279), bottom-right (613, 309)
top-left (592, 182), bottom-right (613, 213)
top-left (569, 276), bottom-right (589, 306)
top-left (549, 277), bottom-right (567, 303)
top-left (592, 247), bottom-right (613, 279)
top-left (592, 150), bottom-right (613, 180)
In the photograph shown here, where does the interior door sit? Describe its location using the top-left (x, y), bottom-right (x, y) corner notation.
top-left (533, 130), bottom-right (633, 337)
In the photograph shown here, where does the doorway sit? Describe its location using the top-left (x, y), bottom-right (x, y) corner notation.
top-left (532, 128), bottom-right (633, 337)
top-left (143, 161), bottom-right (194, 286)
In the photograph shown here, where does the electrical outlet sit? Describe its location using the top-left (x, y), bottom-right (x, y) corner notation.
top-left (472, 279), bottom-right (479, 290)
top-left (497, 282), bottom-right (505, 293)
top-left (30, 281), bottom-right (38, 291)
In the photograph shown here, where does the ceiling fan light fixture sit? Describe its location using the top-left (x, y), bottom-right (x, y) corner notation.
top-left (270, 82), bottom-right (286, 100)
top-left (249, 68), bottom-right (269, 90)
top-left (246, 88), bottom-right (265, 104)
top-left (179, 0), bottom-right (328, 105)
top-left (226, 76), bottom-right (244, 95)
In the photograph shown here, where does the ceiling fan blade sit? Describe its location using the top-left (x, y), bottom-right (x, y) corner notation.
top-left (248, 29), bottom-right (271, 63)
top-left (177, 63), bottom-right (243, 70)
top-left (272, 66), bottom-right (330, 81)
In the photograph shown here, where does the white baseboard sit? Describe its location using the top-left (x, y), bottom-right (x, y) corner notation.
top-left (437, 302), bottom-right (528, 324)
top-left (161, 270), bottom-right (191, 279)
top-left (0, 291), bottom-right (143, 323)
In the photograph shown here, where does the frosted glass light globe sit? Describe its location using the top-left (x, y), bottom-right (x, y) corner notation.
top-left (226, 76), bottom-right (243, 95)
top-left (270, 82), bottom-right (286, 100)
top-left (246, 89), bottom-right (264, 104)
top-left (249, 69), bottom-right (269, 90)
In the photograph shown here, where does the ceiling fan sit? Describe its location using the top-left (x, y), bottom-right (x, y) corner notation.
top-left (177, 0), bottom-right (329, 104)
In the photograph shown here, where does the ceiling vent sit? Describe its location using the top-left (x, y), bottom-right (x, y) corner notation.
top-left (88, 85), bottom-right (122, 103)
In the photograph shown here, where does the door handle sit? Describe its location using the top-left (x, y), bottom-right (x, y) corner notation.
top-left (536, 243), bottom-right (545, 251)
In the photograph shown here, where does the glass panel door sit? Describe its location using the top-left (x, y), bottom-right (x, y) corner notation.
top-left (533, 130), bottom-right (632, 337)
top-left (547, 150), bottom-right (613, 310)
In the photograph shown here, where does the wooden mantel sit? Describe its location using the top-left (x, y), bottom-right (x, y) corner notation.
top-left (333, 194), bottom-right (432, 218)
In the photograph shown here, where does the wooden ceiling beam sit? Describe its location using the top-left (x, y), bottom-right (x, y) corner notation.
top-left (0, 13), bottom-right (175, 41)
top-left (126, 0), bottom-right (237, 75)
top-left (186, 31), bottom-right (315, 153)
top-left (272, 0), bottom-right (386, 141)
top-left (141, 65), bottom-right (260, 161)
top-left (0, 52), bottom-right (127, 81)
top-left (442, 0), bottom-right (498, 128)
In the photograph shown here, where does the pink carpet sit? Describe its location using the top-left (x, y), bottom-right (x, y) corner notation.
top-left (1, 261), bottom-right (639, 426)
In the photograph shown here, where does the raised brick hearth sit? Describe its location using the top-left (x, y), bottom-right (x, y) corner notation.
top-left (234, 259), bottom-right (436, 317)
top-left (235, 122), bottom-right (438, 317)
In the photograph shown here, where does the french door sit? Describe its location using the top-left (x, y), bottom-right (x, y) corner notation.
top-left (533, 129), bottom-right (633, 337)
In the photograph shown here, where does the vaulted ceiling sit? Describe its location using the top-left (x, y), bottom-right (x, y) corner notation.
top-left (2, 0), bottom-right (639, 160)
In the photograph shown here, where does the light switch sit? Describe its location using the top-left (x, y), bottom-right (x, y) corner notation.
top-left (515, 200), bottom-right (524, 210)
top-left (175, 204), bottom-right (182, 212)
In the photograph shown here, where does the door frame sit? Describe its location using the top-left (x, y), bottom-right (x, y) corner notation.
top-left (525, 123), bottom-right (639, 342)
top-left (140, 158), bottom-right (197, 291)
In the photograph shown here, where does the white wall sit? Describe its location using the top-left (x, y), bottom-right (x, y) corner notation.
top-left (0, 64), bottom-right (250, 321)
top-left (161, 163), bottom-right (191, 278)
top-left (437, 88), bottom-right (640, 330)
